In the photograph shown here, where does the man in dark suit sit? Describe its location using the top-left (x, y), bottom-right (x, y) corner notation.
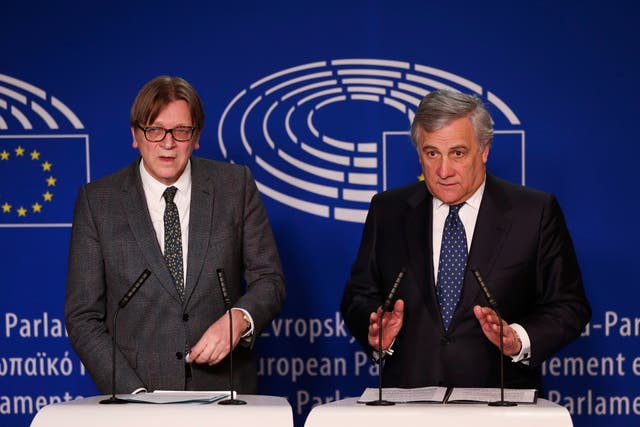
top-left (340, 90), bottom-right (590, 391)
top-left (65, 76), bottom-right (285, 394)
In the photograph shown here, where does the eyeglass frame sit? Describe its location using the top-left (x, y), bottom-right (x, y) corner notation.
top-left (136, 124), bottom-right (198, 143)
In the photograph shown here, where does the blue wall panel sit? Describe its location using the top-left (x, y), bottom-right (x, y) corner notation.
top-left (2, 1), bottom-right (639, 426)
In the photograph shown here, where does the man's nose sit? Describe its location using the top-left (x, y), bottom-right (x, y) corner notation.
top-left (437, 158), bottom-right (453, 178)
top-left (160, 132), bottom-right (177, 148)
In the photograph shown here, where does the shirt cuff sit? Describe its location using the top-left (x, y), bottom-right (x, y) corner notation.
top-left (371, 339), bottom-right (395, 361)
top-left (231, 307), bottom-right (254, 338)
top-left (509, 323), bottom-right (531, 363)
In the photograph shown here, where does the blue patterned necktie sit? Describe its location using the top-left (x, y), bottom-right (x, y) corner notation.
top-left (163, 186), bottom-right (184, 301)
top-left (436, 203), bottom-right (468, 331)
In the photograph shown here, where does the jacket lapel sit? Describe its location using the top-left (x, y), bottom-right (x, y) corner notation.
top-left (183, 158), bottom-right (214, 306)
top-left (122, 159), bottom-right (181, 302)
top-left (462, 174), bottom-right (513, 310)
top-left (404, 185), bottom-right (442, 328)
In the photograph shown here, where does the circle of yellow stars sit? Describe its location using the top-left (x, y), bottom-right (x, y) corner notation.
top-left (1, 145), bottom-right (57, 218)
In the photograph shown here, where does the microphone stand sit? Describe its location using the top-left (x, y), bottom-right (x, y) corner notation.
top-left (366, 307), bottom-right (394, 406)
top-left (470, 268), bottom-right (516, 407)
top-left (217, 269), bottom-right (246, 405)
top-left (366, 268), bottom-right (404, 406)
top-left (218, 308), bottom-right (246, 405)
top-left (100, 309), bottom-right (127, 404)
top-left (100, 269), bottom-right (151, 404)
top-left (488, 309), bottom-right (517, 407)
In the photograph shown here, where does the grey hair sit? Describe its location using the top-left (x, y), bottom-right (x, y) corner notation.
top-left (410, 90), bottom-right (494, 149)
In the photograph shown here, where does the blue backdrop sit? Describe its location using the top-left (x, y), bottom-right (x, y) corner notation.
top-left (2, 1), bottom-right (639, 426)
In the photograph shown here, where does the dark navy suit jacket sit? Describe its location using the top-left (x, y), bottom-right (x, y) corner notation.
top-left (341, 173), bottom-right (591, 390)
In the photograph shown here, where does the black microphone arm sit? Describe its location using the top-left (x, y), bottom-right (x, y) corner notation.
top-left (382, 268), bottom-right (405, 312)
top-left (367, 267), bottom-right (406, 407)
top-left (216, 268), bottom-right (246, 405)
top-left (100, 269), bottom-right (151, 404)
top-left (118, 269), bottom-right (152, 308)
top-left (470, 268), bottom-right (499, 310)
top-left (470, 267), bottom-right (517, 407)
top-left (216, 268), bottom-right (232, 309)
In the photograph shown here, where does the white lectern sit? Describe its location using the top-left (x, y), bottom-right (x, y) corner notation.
top-left (31, 394), bottom-right (293, 427)
top-left (304, 397), bottom-right (572, 427)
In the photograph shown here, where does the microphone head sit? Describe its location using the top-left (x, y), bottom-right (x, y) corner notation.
top-left (469, 267), bottom-right (499, 310)
top-left (382, 267), bottom-right (406, 312)
top-left (216, 268), bottom-right (232, 309)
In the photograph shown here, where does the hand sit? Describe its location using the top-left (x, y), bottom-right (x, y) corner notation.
top-left (473, 305), bottom-right (522, 356)
top-left (368, 299), bottom-right (404, 351)
top-left (188, 310), bottom-right (247, 365)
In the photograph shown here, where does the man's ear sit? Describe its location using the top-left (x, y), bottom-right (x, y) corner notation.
top-left (131, 127), bottom-right (139, 148)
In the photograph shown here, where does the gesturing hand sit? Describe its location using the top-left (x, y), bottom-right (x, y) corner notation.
top-left (473, 305), bottom-right (522, 356)
top-left (368, 299), bottom-right (404, 351)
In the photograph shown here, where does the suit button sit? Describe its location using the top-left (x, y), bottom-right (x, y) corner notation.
top-left (176, 352), bottom-right (183, 360)
top-left (183, 313), bottom-right (189, 321)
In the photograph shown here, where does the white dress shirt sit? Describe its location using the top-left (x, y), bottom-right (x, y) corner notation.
top-left (139, 159), bottom-right (191, 286)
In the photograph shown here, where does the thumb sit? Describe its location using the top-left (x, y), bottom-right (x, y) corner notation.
top-left (393, 299), bottom-right (404, 316)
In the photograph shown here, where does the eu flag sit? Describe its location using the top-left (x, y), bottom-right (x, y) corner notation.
top-left (0, 134), bottom-right (89, 227)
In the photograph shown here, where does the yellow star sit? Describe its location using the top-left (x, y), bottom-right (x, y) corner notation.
top-left (43, 191), bottom-right (53, 202)
top-left (32, 202), bottom-right (43, 213)
top-left (17, 206), bottom-right (27, 217)
top-left (15, 146), bottom-right (25, 156)
top-left (418, 173), bottom-right (425, 181)
top-left (30, 150), bottom-right (41, 160)
top-left (42, 161), bottom-right (52, 171)
top-left (46, 176), bottom-right (57, 186)
top-left (2, 202), bottom-right (11, 213)
top-left (1, 150), bottom-right (9, 160)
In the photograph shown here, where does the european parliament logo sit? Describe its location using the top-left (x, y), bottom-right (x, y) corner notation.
top-left (0, 74), bottom-right (89, 228)
top-left (218, 59), bottom-right (525, 223)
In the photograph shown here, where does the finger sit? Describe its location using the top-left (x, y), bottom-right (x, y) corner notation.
top-left (209, 339), bottom-right (231, 365)
top-left (188, 340), bottom-right (205, 362)
top-left (369, 310), bottom-right (379, 324)
top-left (208, 349), bottom-right (225, 366)
top-left (193, 343), bottom-right (213, 364)
top-left (473, 305), bottom-right (484, 319)
top-left (369, 320), bottom-right (379, 336)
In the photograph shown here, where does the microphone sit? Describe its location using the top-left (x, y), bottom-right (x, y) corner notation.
top-left (216, 268), bottom-right (232, 309)
top-left (367, 267), bottom-right (406, 407)
top-left (470, 268), bottom-right (498, 310)
top-left (382, 268), bottom-right (405, 312)
top-left (100, 269), bottom-right (151, 404)
top-left (470, 267), bottom-right (517, 407)
top-left (216, 268), bottom-right (246, 405)
top-left (119, 269), bottom-right (152, 308)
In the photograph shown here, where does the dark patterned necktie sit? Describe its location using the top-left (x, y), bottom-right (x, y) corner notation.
top-left (436, 203), bottom-right (468, 331)
top-left (163, 186), bottom-right (184, 301)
